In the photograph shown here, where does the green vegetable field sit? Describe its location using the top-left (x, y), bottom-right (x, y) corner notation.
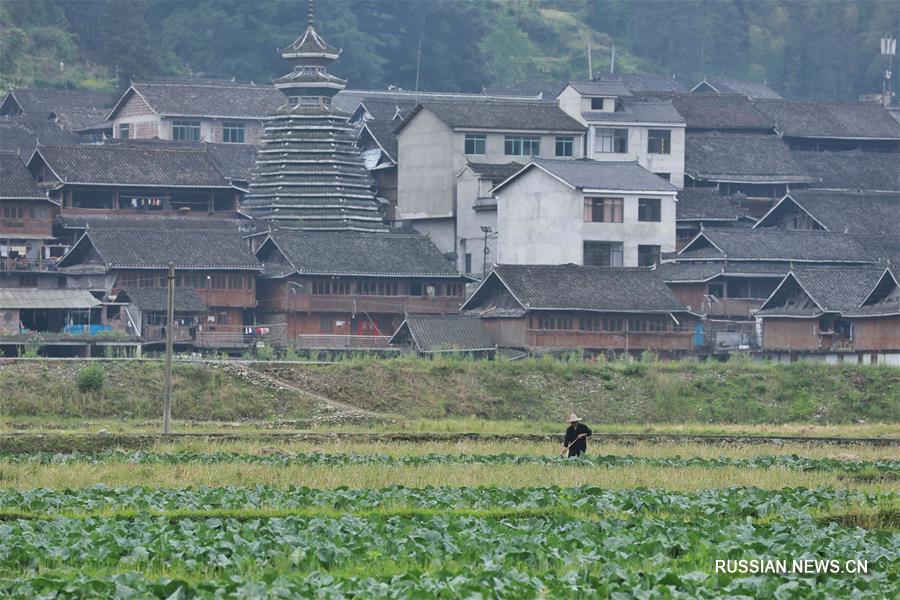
top-left (0, 439), bottom-right (897, 598)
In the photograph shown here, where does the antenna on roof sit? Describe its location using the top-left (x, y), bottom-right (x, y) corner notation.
top-left (307, 0), bottom-right (315, 27)
top-left (587, 38), bottom-right (593, 79)
top-left (415, 35), bottom-right (423, 96)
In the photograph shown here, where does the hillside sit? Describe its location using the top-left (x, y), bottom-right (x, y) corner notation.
top-left (1, 359), bottom-right (897, 426)
top-left (1, 0), bottom-right (894, 100)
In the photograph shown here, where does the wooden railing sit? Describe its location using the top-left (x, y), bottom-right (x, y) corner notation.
top-left (526, 329), bottom-right (694, 351)
top-left (0, 258), bottom-right (59, 272)
top-left (284, 295), bottom-right (463, 315)
top-left (292, 334), bottom-right (391, 349)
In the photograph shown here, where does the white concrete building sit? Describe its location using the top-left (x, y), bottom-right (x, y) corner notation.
top-left (394, 100), bottom-right (586, 254)
top-left (455, 162), bottom-right (523, 277)
top-left (557, 81), bottom-right (686, 188)
top-left (492, 158), bottom-right (677, 268)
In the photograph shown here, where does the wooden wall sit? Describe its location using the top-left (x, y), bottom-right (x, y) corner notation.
top-left (852, 315), bottom-right (900, 351)
top-left (762, 318), bottom-right (818, 350)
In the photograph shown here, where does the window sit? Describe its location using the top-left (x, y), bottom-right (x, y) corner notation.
top-left (648, 129), bottom-right (671, 154)
top-left (638, 245), bottom-right (661, 267)
top-left (172, 119), bottom-right (201, 141)
top-left (3, 205), bottom-right (24, 219)
top-left (538, 315), bottom-right (573, 330)
top-left (29, 206), bottom-right (49, 219)
top-left (222, 122), bottom-right (245, 143)
top-left (654, 172), bottom-right (670, 182)
top-left (464, 253), bottom-right (472, 274)
top-left (409, 281), bottom-right (423, 296)
top-left (319, 318), bottom-right (334, 331)
top-left (464, 134), bottom-right (486, 155)
top-left (628, 317), bottom-right (667, 332)
top-left (312, 280), bottom-right (349, 295)
top-left (584, 197), bottom-right (623, 223)
top-left (119, 123), bottom-right (130, 139)
top-left (357, 281), bottom-right (399, 296)
top-left (504, 135), bottom-right (540, 156)
top-left (590, 97), bottom-right (605, 110)
top-left (583, 241), bottom-right (623, 267)
top-left (445, 283), bottom-right (464, 297)
top-left (579, 317), bottom-right (623, 332)
top-left (638, 198), bottom-right (661, 222)
top-left (596, 128), bottom-right (628, 153)
top-left (555, 136), bottom-right (573, 157)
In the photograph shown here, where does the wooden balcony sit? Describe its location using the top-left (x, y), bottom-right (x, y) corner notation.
top-left (704, 298), bottom-right (765, 318)
top-left (0, 219), bottom-right (52, 237)
top-left (284, 294), bottom-right (463, 315)
top-left (0, 258), bottom-right (59, 272)
top-left (141, 325), bottom-right (196, 344)
top-left (526, 329), bottom-right (694, 351)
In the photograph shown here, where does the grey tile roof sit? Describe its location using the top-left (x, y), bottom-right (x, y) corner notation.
top-left (397, 100), bottom-right (585, 133)
top-left (664, 93), bottom-right (775, 131)
top-left (390, 314), bottom-right (495, 352)
top-left (112, 81), bottom-right (284, 120)
top-left (751, 99), bottom-right (900, 140)
top-left (118, 288), bottom-right (207, 313)
top-left (789, 150), bottom-right (900, 191)
top-left (678, 229), bottom-right (874, 263)
top-left (495, 158), bottom-right (676, 193)
top-left (693, 78), bottom-right (781, 99)
top-left (2, 88), bottom-right (118, 131)
top-left (361, 119), bottom-right (399, 163)
top-left (583, 99), bottom-right (684, 124)
top-left (0, 288), bottom-right (101, 309)
top-left (56, 214), bottom-right (247, 231)
top-left (848, 234), bottom-right (900, 267)
top-left (261, 230), bottom-right (462, 278)
top-left (203, 143), bottom-right (258, 181)
top-left (655, 261), bottom-right (791, 283)
top-left (567, 80), bottom-right (632, 97)
top-left (335, 88), bottom-right (545, 113)
top-left (463, 161), bottom-right (523, 182)
top-left (0, 115), bottom-right (80, 156)
top-left (58, 229), bottom-right (262, 271)
top-left (32, 143), bottom-right (235, 188)
top-left (0, 151), bottom-right (45, 199)
top-left (758, 267), bottom-right (886, 316)
top-left (676, 189), bottom-right (741, 221)
top-left (592, 74), bottom-right (687, 93)
top-left (685, 133), bottom-right (817, 183)
top-left (468, 264), bottom-right (688, 313)
top-left (357, 97), bottom-right (417, 121)
top-left (756, 190), bottom-right (900, 236)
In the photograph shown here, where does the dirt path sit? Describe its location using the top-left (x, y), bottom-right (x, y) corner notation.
top-left (220, 362), bottom-right (392, 426)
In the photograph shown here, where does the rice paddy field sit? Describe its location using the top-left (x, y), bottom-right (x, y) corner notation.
top-left (0, 434), bottom-right (897, 598)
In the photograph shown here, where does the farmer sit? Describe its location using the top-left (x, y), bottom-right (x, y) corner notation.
top-left (562, 413), bottom-right (592, 457)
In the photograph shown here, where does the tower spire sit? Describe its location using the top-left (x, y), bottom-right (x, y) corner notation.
top-left (307, 0), bottom-right (314, 28)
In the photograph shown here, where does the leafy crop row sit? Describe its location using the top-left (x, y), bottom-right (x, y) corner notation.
top-left (0, 485), bottom-right (884, 516)
top-left (5, 450), bottom-right (898, 475)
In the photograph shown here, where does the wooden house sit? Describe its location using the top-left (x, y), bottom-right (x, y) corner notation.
top-left (255, 230), bottom-right (469, 349)
top-left (753, 191), bottom-right (899, 235)
top-left (27, 143), bottom-right (248, 217)
top-left (461, 264), bottom-right (697, 357)
top-left (389, 313), bottom-right (496, 357)
top-left (756, 267), bottom-right (900, 365)
top-left (116, 288), bottom-right (207, 347)
top-left (56, 228), bottom-right (262, 350)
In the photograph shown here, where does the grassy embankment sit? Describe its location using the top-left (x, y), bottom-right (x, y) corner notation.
top-left (1, 357), bottom-right (898, 431)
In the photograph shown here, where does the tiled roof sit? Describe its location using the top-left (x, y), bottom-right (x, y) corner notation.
top-left (261, 230), bottom-right (462, 277)
top-left (582, 99), bottom-right (684, 124)
top-left (758, 267), bottom-right (886, 316)
top-left (390, 314), bottom-right (495, 352)
top-left (203, 143), bottom-right (257, 182)
top-left (676, 189), bottom-right (741, 221)
top-left (0, 115), bottom-right (80, 156)
top-left (751, 99), bottom-right (900, 139)
top-left (2, 88), bottom-right (118, 131)
top-left (466, 264), bottom-right (688, 313)
top-left (591, 74), bottom-right (687, 93)
top-left (110, 81), bottom-right (284, 120)
top-left (567, 80), bottom-right (633, 97)
top-left (685, 133), bottom-right (816, 183)
top-left (0, 288), bottom-right (101, 309)
top-left (693, 78), bottom-right (781, 99)
top-left (361, 119), bottom-right (399, 163)
top-left (334, 88), bottom-right (545, 113)
top-left (32, 143), bottom-right (235, 188)
top-left (58, 228), bottom-right (262, 271)
top-left (789, 150), bottom-right (900, 191)
top-left (756, 190), bottom-right (900, 236)
top-left (56, 214), bottom-right (247, 231)
top-left (495, 158), bottom-right (676, 193)
top-left (357, 97), bottom-right (417, 121)
top-left (397, 100), bottom-right (585, 133)
top-left (0, 151), bottom-right (45, 199)
top-left (678, 229), bottom-right (873, 263)
top-left (463, 161), bottom-right (523, 182)
top-left (655, 261), bottom-right (790, 283)
top-left (848, 234), bottom-right (900, 267)
top-left (666, 93), bottom-right (775, 131)
top-left (118, 288), bottom-right (207, 313)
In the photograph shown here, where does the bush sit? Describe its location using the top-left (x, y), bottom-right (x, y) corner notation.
top-left (76, 364), bottom-right (105, 394)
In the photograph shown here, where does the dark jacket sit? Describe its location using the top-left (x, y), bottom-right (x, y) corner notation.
top-left (563, 422), bottom-right (592, 457)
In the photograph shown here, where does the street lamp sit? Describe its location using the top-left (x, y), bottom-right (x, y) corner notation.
top-left (882, 35), bottom-right (896, 108)
top-left (480, 226), bottom-right (497, 278)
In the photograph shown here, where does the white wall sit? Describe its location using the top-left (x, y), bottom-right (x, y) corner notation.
top-left (496, 168), bottom-right (677, 267)
top-left (456, 169), bottom-right (498, 277)
top-left (397, 109), bottom-right (457, 221)
top-left (588, 125), bottom-right (685, 189)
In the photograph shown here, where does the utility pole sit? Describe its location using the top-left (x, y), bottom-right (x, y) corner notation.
top-left (881, 35), bottom-right (896, 108)
top-left (587, 38), bottom-right (593, 79)
top-left (610, 44), bottom-right (615, 74)
top-left (163, 262), bottom-right (174, 434)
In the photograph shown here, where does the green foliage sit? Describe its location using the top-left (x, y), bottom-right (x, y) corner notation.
top-left (76, 365), bottom-right (104, 394)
